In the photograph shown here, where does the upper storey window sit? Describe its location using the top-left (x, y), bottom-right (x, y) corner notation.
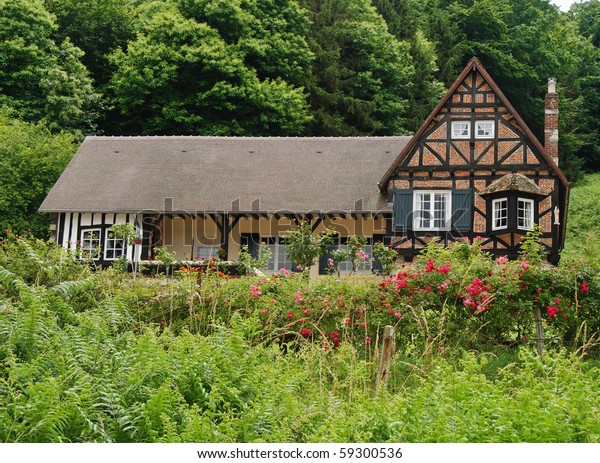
top-left (475, 120), bottom-right (494, 138)
top-left (451, 121), bottom-right (470, 139)
top-left (451, 120), bottom-right (495, 139)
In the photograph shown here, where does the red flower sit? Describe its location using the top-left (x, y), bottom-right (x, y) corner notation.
top-left (425, 259), bottom-right (436, 272)
top-left (437, 263), bottom-right (451, 274)
top-left (365, 337), bottom-right (373, 345)
top-left (547, 306), bottom-right (558, 318)
top-left (287, 311), bottom-right (293, 319)
top-left (520, 260), bottom-right (529, 270)
top-left (581, 281), bottom-right (589, 294)
top-left (301, 328), bottom-right (312, 337)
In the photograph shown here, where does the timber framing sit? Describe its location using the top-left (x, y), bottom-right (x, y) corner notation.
top-left (40, 57), bottom-right (570, 269)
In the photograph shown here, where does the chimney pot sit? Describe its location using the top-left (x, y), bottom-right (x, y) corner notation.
top-left (548, 77), bottom-right (556, 94)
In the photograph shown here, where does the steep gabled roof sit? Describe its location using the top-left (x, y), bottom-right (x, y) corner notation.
top-left (39, 136), bottom-right (411, 214)
top-left (378, 57), bottom-right (569, 188)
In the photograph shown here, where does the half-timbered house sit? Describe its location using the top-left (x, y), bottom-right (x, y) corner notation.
top-left (39, 58), bottom-right (569, 272)
top-left (379, 57), bottom-right (569, 264)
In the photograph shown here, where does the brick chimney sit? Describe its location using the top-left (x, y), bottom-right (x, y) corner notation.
top-left (545, 78), bottom-right (559, 166)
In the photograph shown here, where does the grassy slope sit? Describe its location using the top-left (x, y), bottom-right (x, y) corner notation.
top-left (564, 173), bottom-right (600, 262)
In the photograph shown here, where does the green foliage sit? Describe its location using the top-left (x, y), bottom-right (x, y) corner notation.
top-left (109, 0), bottom-right (312, 135)
top-left (283, 221), bottom-right (333, 273)
top-left (0, 0), bottom-right (100, 132)
top-left (238, 243), bottom-right (272, 273)
top-left (109, 223), bottom-right (137, 245)
top-left (0, 114), bottom-right (77, 238)
top-left (372, 241), bottom-right (397, 275)
top-left (1, 235), bottom-right (600, 442)
top-left (519, 224), bottom-right (546, 263)
top-left (300, 0), bottom-right (416, 135)
top-left (563, 173), bottom-right (600, 267)
top-left (44, 0), bottom-right (136, 87)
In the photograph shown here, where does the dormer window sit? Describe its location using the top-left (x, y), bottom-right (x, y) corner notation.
top-left (475, 120), bottom-right (494, 138)
top-left (451, 121), bottom-right (470, 139)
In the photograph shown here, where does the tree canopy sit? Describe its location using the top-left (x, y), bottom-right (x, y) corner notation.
top-left (0, 112), bottom-right (77, 238)
top-left (1, 0), bottom-right (600, 235)
top-left (0, 0), bottom-right (100, 132)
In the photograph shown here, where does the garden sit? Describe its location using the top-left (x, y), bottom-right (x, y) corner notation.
top-left (1, 219), bottom-right (599, 442)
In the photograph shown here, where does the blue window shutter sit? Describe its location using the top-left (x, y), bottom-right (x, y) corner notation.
top-left (393, 189), bottom-right (413, 229)
top-left (452, 189), bottom-right (473, 230)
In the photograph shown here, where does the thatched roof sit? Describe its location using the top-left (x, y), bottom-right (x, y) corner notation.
top-left (40, 136), bottom-right (411, 214)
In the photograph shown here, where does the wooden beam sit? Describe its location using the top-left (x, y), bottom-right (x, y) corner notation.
top-left (311, 215), bottom-right (324, 232)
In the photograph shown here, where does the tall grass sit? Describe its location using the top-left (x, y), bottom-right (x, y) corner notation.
top-left (1, 264), bottom-right (600, 442)
top-left (1, 218), bottom-right (600, 442)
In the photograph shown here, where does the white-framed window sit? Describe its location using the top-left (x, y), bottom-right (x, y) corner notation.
top-left (451, 121), bottom-right (470, 139)
top-left (475, 120), bottom-right (494, 138)
top-left (81, 229), bottom-right (101, 259)
top-left (104, 231), bottom-right (126, 260)
top-left (413, 191), bottom-right (451, 231)
top-left (266, 237), bottom-right (293, 272)
top-left (517, 198), bottom-right (534, 230)
top-left (337, 243), bottom-right (373, 274)
top-left (492, 198), bottom-right (508, 230)
top-left (196, 245), bottom-right (219, 261)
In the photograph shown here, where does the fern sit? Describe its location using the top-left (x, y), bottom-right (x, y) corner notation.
top-left (50, 275), bottom-right (97, 300)
top-left (0, 266), bottom-right (31, 295)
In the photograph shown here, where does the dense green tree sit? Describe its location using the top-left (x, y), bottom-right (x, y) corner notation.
top-left (177, 0), bottom-right (314, 85)
top-left (109, 1), bottom-right (312, 134)
top-left (300, 0), bottom-right (416, 135)
top-left (570, 1), bottom-right (600, 172)
top-left (0, 0), bottom-right (100, 132)
top-left (572, 0), bottom-right (600, 47)
top-left (372, 0), bottom-right (445, 132)
top-left (44, 0), bottom-right (136, 88)
top-left (0, 112), bottom-right (77, 238)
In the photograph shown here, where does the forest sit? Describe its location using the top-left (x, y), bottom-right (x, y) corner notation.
top-left (1, 1), bottom-right (600, 238)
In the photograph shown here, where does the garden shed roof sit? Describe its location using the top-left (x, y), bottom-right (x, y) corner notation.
top-left (39, 136), bottom-right (411, 214)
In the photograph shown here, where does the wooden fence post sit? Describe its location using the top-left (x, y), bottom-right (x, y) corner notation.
top-left (375, 325), bottom-right (395, 396)
top-left (534, 306), bottom-right (544, 356)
